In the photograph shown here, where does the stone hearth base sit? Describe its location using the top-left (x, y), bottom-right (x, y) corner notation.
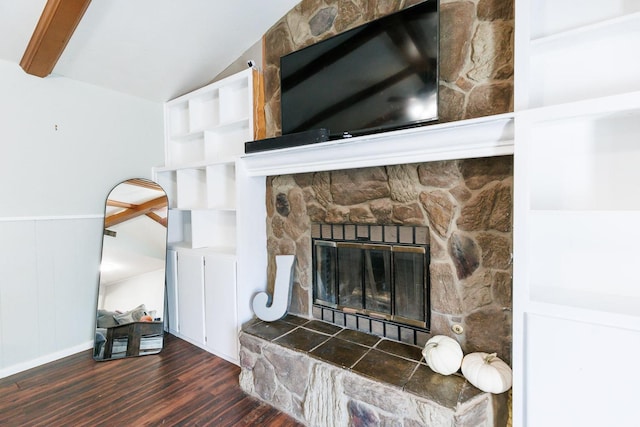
top-left (239, 316), bottom-right (508, 426)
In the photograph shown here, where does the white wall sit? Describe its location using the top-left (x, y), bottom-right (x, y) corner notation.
top-left (0, 60), bottom-right (163, 378)
top-left (100, 269), bottom-right (166, 320)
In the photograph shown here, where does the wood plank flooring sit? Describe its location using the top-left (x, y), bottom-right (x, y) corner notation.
top-left (0, 334), bottom-right (304, 426)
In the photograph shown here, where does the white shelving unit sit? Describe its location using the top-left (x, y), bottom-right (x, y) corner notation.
top-left (154, 68), bottom-right (267, 365)
top-left (513, 1), bottom-right (640, 425)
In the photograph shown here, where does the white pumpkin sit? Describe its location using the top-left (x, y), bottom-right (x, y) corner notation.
top-left (422, 335), bottom-right (463, 375)
top-left (461, 352), bottom-right (512, 394)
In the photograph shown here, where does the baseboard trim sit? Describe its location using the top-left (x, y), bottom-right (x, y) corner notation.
top-left (0, 340), bottom-right (94, 379)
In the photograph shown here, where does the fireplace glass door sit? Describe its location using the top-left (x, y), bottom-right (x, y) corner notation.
top-left (393, 246), bottom-right (427, 326)
top-left (314, 238), bottom-right (428, 328)
top-left (337, 243), bottom-right (364, 310)
top-left (314, 241), bottom-right (337, 306)
top-left (336, 242), bottom-right (393, 313)
top-left (362, 244), bottom-right (392, 315)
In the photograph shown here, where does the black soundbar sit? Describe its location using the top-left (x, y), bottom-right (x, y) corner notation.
top-left (244, 128), bottom-right (330, 154)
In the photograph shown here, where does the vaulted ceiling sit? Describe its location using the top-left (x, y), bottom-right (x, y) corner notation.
top-left (0, 0), bottom-right (299, 102)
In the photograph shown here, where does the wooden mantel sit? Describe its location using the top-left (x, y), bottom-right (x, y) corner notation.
top-left (20, 0), bottom-right (92, 77)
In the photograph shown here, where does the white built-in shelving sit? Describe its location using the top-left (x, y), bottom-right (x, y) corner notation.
top-left (154, 69), bottom-right (258, 251)
top-left (513, 1), bottom-right (640, 425)
top-left (153, 68), bottom-right (267, 365)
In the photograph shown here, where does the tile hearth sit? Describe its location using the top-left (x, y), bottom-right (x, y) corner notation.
top-left (240, 315), bottom-right (509, 425)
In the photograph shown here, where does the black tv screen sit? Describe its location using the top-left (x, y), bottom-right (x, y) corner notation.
top-left (280, 0), bottom-right (439, 139)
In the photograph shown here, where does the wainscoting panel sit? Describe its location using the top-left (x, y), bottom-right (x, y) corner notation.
top-left (0, 216), bottom-right (103, 378)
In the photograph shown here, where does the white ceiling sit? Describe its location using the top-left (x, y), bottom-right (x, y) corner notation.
top-left (0, 0), bottom-right (299, 102)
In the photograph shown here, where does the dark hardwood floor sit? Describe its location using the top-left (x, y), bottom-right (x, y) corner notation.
top-left (0, 334), bottom-right (304, 426)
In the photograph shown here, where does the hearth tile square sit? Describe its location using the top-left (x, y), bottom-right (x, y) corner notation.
top-left (243, 320), bottom-right (297, 341)
top-left (322, 224), bottom-right (332, 238)
top-left (400, 327), bottom-right (415, 345)
top-left (404, 365), bottom-right (468, 410)
top-left (352, 349), bottom-right (417, 388)
top-left (312, 305), bottom-right (322, 319)
top-left (322, 308), bottom-right (334, 322)
top-left (399, 226), bottom-right (413, 244)
top-left (376, 340), bottom-right (422, 362)
top-left (357, 317), bottom-right (371, 333)
top-left (384, 225), bottom-right (398, 243)
top-left (415, 330), bottom-right (429, 348)
top-left (356, 225), bottom-right (369, 239)
top-left (333, 224), bottom-right (344, 240)
top-left (345, 224), bottom-right (356, 240)
top-left (311, 223), bottom-right (321, 238)
top-left (385, 324), bottom-right (400, 341)
top-left (371, 320), bottom-right (384, 336)
top-left (370, 225), bottom-right (383, 242)
top-left (336, 329), bottom-right (381, 347)
top-left (310, 337), bottom-right (369, 368)
top-left (282, 314), bottom-right (310, 326)
top-left (303, 320), bottom-right (343, 336)
top-left (375, 339), bottom-right (423, 362)
top-left (275, 327), bottom-right (330, 352)
top-left (346, 314), bottom-right (358, 329)
top-left (415, 226), bottom-right (429, 245)
top-left (242, 317), bottom-right (263, 329)
top-left (458, 377), bottom-right (487, 403)
top-left (334, 312), bottom-right (346, 326)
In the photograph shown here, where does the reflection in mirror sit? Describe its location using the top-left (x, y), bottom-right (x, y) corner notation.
top-left (94, 178), bottom-right (168, 361)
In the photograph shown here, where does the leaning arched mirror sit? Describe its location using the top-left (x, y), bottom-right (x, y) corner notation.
top-left (94, 178), bottom-right (168, 361)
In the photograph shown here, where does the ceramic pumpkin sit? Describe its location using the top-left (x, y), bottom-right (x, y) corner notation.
top-left (461, 352), bottom-right (512, 394)
top-left (422, 335), bottom-right (464, 375)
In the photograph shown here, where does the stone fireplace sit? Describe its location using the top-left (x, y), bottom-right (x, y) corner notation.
top-left (239, 0), bottom-right (514, 425)
top-left (240, 155), bottom-right (513, 425)
top-left (267, 156), bottom-right (512, 359)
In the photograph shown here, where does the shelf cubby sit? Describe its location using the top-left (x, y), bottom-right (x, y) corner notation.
top-left (166, 133), bottom-right (205, 166)
top-left (206, 163), bottom-right (236, 209)
top-left (527, 107), bottom-right (640, 211)
top-left (189, 90), bottom-right (220, 132)
top-left (203, 120), bottom-right (250, 162)
top-left (153, 169), bottom-right (178, 208)
top-left (530, 0), bottom-right (640, 39)
top-left (529, 13), bottom-right (640, 107)
top-left (528, 12), bottom-right (640, 108)
top-left (176, 168), bottom-right (208, 209)
top-left (167, 101), bottom-right (189, 137)
top-left (167, 209), bottom-right (237, 250)
top-left (219, 78), bottom-right (249, 124)
top-left (527, 210), bottom-right (640, 302)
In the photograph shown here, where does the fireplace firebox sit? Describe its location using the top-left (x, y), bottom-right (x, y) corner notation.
top-left (312, 223), bottom-right (430, 344)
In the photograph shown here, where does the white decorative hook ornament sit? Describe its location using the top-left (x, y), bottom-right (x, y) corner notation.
top-left (252, 255), bottom-right (295, 322)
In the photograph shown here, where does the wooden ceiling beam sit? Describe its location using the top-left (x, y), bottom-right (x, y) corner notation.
top-left (106, 200), bottom-right (136, 209)
top-left (126, 178), bottom-right (164, 192)
top-left (104, 196), bottom-right (168, 228)
top-left (20, 0), bottom-right (92, 78)
top-left (146, 212), bottom-right (168, 228)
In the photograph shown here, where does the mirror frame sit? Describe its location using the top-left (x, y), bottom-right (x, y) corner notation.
top-left (93, 178), bottom-right (168, 361)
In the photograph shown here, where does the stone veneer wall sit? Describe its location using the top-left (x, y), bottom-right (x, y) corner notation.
top-left (268, 156), bottom-right (513, 362)
top-left (260, 0), bottom-right (515, 360)
top-left (262, 0), bottom-right (515, 137)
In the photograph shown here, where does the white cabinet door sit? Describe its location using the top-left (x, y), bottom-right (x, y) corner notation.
top-left (165, 249), bottom-right (179, 335)
top-left (525, 313), bottom-right (640, 426)
top-left (203, 253), bottom-right (238, 364)
top-left (176, 251), bottom-right (206, 345)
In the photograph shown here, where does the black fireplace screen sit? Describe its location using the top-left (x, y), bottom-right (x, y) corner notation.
top-left (313, 238), bottom-right (429, 329)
